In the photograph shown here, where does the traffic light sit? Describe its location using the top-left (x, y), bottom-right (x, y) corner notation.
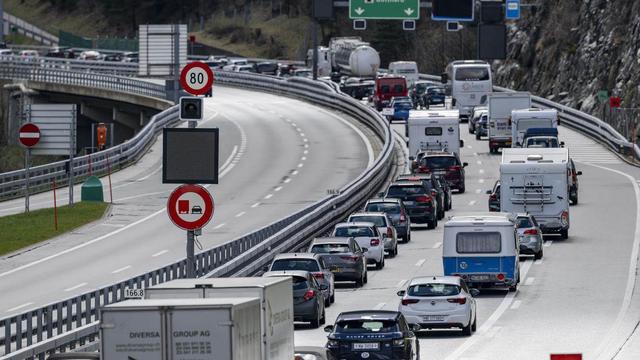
top-left (180, 97), bottom-right (203, 121)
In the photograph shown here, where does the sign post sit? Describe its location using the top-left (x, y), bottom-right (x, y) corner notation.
top-left (349, 0), bottom-right (420, 20)
top-left (167, 184), bottom-right (215, 278)
top-left (19, 123), bottom-right (41, 213)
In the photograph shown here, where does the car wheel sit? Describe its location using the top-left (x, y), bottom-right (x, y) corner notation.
top-left (509, 283), bottom-right (518, 292)
top-left (476, 132), bottom-right (481, 140)
top-left (364, 270), bottom-right (368, 284)
top-left (320, 309), bottom-right (326, 325)
top-left (394, 244), bottom-right (399, 256)
top-left (438, 208), bottom-right (445, 220)
top-left (356, 275), bottom-right (364, 288)
top-left (560, 229), bottom-right (569, 239)
top-left (461, 316), bottom-right (473, 336)
top-left (572, 192), bottom-right (579, 205)
top-left (325, 296), bottom-right (331, 308)
top-left (459, 186), bottom-right (465, 194)
top-left (376, 257), bottom-right (384, 270)
top-left (534, 248), bottom-right (543, 260)
top-left (330, 292), bottom-right (335, 304)
top-left (471, 314), bottom-right (477, 332)
top-left (310, 311), bottom-right (321, 329)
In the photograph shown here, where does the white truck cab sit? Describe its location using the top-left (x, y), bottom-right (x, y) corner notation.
top-left (389, 61), bottom-right (419, 87)
top-left (408, 110), bottom-right (462, 157)
top-left (511, 108), bottom-right (558, 147)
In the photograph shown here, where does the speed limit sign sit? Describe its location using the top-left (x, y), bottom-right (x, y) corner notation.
top-left (180, 62), bottom-right (214, 95)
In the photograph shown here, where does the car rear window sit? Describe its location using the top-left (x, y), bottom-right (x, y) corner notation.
top-left (365, 203), bottom-right (401, 214)
top-left (387, 185), bottom-right (424, 197)
top-left (334, 226), bottom-right (375, 237)
top-left (292, 276), bottom-right (309, 290)
top-left (336, 320), bottom-right (399, 333)
top-left (349, 216), bottom-right (386, 227)
top-left (516, 217), bottom-right (533, 228)
top-left (456, 232), bottom-right (501, 254)
top-left (408, 283), bottom-right (460, 297)
top-left (422, 156), bottom-right (458, 169)
top-left (310, 244), bottom-right (350, 254)
top-left (271, 259), bottom-right (320, 272)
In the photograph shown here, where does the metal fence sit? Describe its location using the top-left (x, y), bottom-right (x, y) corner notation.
top-left (2, 13), bottom-right (59, 46)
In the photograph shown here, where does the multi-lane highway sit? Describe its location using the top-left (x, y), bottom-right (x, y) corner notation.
top-left (294, 120), bottom-right (640, 359)
top-left (0, 85), bottom-right (378, 315)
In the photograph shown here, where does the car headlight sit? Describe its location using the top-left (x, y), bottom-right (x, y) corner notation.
top-left (393, 339), bottom-right (405, 346)
top-left (327, 340), bottom-right (339, 347)
top-left (295, 355), bottom-right (319, 360)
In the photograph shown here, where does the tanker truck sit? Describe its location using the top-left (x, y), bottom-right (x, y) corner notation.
top-left (306, 37), bottom-right (380, 78)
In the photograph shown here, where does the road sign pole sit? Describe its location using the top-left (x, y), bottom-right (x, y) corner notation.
top-left (68, 154), bottom-right (74, 206)
top-left (24, 148), bottom-right (30, 213)
top-left (186, 230), bottom-right (196, 278)
top-left (312, 19), bottom-right (318, 80)
top-left (173, 24), bottom-right (181, 103)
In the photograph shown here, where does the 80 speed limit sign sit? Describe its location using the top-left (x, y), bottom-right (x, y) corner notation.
top-left (180, 62), bottom-right (214, 95)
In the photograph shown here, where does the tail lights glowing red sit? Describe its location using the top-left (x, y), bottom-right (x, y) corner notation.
top-left (447, 297), bottom-right (467, 305)
top-left (303, 290), bottom-right (316, 301)
top-left (370, 238), bottom-right (380, 246)
top-left (524, 229), bottom-right (539, 235)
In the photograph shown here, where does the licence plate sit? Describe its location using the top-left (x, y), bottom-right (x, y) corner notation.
top-left (506, 140), bottom-right (512, 145)
top-left (423, 315), bottom-right (445, 321)
top-left (331, 268), bottom-right (340, 273)
top-left (404, 201), bottom-right (415, 206)
top-left (470, 275), bottom-right (490, 281)
top-left (353, 343), bottom-right (379, 350)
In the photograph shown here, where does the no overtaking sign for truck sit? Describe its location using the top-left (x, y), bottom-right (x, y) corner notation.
top-left (350, 0), bottom-right (420, 20)
top-left (167, 184), bottom-right (215, 231)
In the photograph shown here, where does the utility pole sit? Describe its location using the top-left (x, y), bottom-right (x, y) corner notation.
top-left (312, 19), bottom-right (318, 80)
top-left (0, 0), bottom-right (4, 41)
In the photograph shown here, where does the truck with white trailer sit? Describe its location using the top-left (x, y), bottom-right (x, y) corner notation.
top-left (500, 148), bottom-right (571, 239)
top-left (511, 108), bottom-right (558, 147)
top-left (487, 92), bottom-right (531, 153)
top-left (100, 297), bottom-right (262, 360)
top-left (144, 277), bottom-right (294, 360)
top-left (408, 110), bottom-right (462, 157)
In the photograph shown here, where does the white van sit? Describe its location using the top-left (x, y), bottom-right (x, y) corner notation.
top-left (389, 61), bottom-right (419, 87)
top-left (408, 110), bottom-right (462, 157)
top-left (500, 148), bottom-right (570, 239)
top-left (511, 108), bottom-right (558, 147)
top-left (487, 92), bottom-right (531, 153)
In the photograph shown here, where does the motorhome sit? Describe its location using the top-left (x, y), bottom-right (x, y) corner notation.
top-left (511, 108), bottom-right (558, 147)
top-left (407, 110), bottom-right (462, 157)
top-left (487, 92), bottom-right (531, 153)
top-left (442, 60), bottom-right (493, 122)
top-left (500, 148), bottom-right (571, 239)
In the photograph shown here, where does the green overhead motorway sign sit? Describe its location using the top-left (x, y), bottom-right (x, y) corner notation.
top-left (349, 0), bottom-right (420, 20)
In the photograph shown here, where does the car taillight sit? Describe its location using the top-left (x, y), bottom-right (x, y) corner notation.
top-left (497, 273), bottom-right (505, 281)
top-left (561, 211), bottom-right (569, 225)
top-left (312, 272), bottom-right (325, 280)
top-left (370, 238), bottom-right (380, 246)
top-left (448, 166), bottom-right (462, 171)
top-left (401, 299), bottom-right (419, 306)
top-left (489, 194), bottom-right (497, 201)
top-left (386, 228), bottom-right (393, 238)
top-left (447, 297), bottom-right (467, 305)
top-left (340, 255), bottom-right (359, 262)
top-left (418, 166), bottom-right (430, 173)
top-left (416, 196), bottom-right (431, 203)
top-left (400, 214), bottom-right (406, 222)
top-left (524, 229), bottom-right (538, 235)
top-left (431, 189), bottom-right (438, 197)
top-left (303, 290), bottom-right (315, 301)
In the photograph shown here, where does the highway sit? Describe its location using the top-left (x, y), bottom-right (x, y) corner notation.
top-left (0, 85), bottom-right (377, 315)
top-left (294, 120), bottom-right (640, 359)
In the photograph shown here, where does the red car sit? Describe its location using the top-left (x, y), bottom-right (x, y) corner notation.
top-left (417, 151), bottom-right (468, 193)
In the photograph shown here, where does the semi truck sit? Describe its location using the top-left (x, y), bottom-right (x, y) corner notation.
top-left (144, 277), bottom-right (294, 360)
top-left (307, 37), bottom-right (380, 78)
top-left (100, 297), bottom-right (262, 360)
top-left (487, 92), bottom-right (531, 153)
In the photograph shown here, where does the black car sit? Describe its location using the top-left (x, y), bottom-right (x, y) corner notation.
top-left (384, 181), bottom-right (438, 229)
top-left (418, 151), bottom-right (468, 193)
top-left (434, 175), bottom-right (453, 211)
top-left (255, 61), bottom-right (279, 75)
top-left (325, 310), bottom-right (420, 360)
top-left (396, 173), bottom-right (446, 220)
top-left (487, 180), bottom-right (500, 212)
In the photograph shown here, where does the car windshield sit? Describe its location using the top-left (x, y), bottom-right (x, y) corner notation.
top-left (422, 157), bottom-right (457, 169)
top-left (365, 203), bottom-right (401, 214)
top-left (408, 283), bottom-right (461, 297)
top-left (387, 186), bottom-right (424, 197)
top-left (394, 102), bottom-right (412, 110)
top-left (516, 217), bottom-right (533, 228)
top-left (336, 320), bottom-right (399, 333)
top-left (310, 244), bottom-right (350, 254)
top-left (271, 259), bottom-right (320, 272)
top-left (349, 216), bottom-right (386, 227)
top-left (334, 226), bottom-right (375, 237)
top-left (428, 88), bottom-right (445, 95)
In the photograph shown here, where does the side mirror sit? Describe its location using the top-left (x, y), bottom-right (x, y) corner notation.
top-left (440, 73), bottom-right (448, 84)
top-left (378, 192), bottom-right (385, 197)
top-left (410, 324), bottom-right (421, 332)
top-left (262, 265), bottom-right (270, 272)
top-left (463, 162), bottom-right (469, 167)
top-left (408, 156), bottom-right (415, 161)
top-left (319, 284), bottom-right (328, 291)
top-left (577, 171), bottom-right (583, 176)
top-left (397, 290), bottom-right (406, 296)
top-left (485, 190), bottom-right (492, 194)
top-left (362, 247), bottom-right (369, 253)
top-left (470, 288), bottom-right (481, 297)
top-left (560, 141), bottom-right (565, 147)
top-left (460, 140), bottom-right (464, 147)
top-left (324, 325), bottom-right (334, 333)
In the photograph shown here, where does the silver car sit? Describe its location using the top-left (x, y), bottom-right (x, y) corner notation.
top-left (347, 212), bottom-right (399, 257)
top-left (267, 253), bottom-right (335, 307)
top-left (516, 213), bottom-right (544, 260)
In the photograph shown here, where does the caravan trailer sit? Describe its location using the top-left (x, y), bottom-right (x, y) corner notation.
top-left (407, 110), bottom-right (462, 157)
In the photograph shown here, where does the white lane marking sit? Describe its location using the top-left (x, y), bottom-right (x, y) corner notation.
top-left (476, 160), bottom-right (482, 165)
top-left (397, 279), bottom-right (407, 288)
top-left (152, 250), bottom-right (168, 257)
top-left (475, 189), bottom-right (482, 194)
top-left (467, 145), bottom-right (472, 149)
top-left (473, 152), bottom-right (478, 156)
top-left (524, 277), bottom-right (535, 286)
top-left (292, 122), bottom-right (297, 127)
top-left (374, 302), bottom-right (386, 310)
top-left (314, 107), bottom-right (375, 168)
top-left (214, 223), bottom-right (226, 230)
top-left (136, 164), bottom-right (163, 182)
top-left (251, 202), bottom-right (260, 208)
top-left (292, 170), bottom-right (299, 176)
top-left (111, 265), bottom-right (131, 274)
top-left (468, 200), bottom-right (477, 206)
top-left (543, 240), bottom-right (553, 247)
top-left (487, 326), bottom-right (502, 338)
top-left (101, 223), bottom-right (125, 228)
top-left (264, 194), bottom-right (273, 200)
top-left (298, 163), bottom-right (304, 168)
top-left (300, 133), bottom-right (305, 137)
top-left (274, 186), bottom-right (283, 192)
top-left (6, 302), bottom-right (34, 313)
top-left (303, 138), bottom-right (308, 142)
top-left (303, 150), bottom-right (309, 155)
top-left (301, 156), bottom-right (307, 161)
top-left (415, 259), bottom-right (426, 267)
top-left (235, 211), bottom-right (246, 218)
top-left (478, 179), bottom-right (485, 184)
top-left (510, 300), bottom-right (522, 310)
top-left (588, 163), bottom-right (640, 359)
top-left (479, 169), bottom-right (485, 174)
top-left (433, 242), bottom-right (442, 249)
top-left (64, 282), bottom-right (88, 292)
top-left (445, 260), bottom-right (533, 359)
top-left (534, 259), bottom-right (543, 265)
top-left (115, 190), bottom-right (165, 203)
top-left (284, 178), bottom-right (291, 184)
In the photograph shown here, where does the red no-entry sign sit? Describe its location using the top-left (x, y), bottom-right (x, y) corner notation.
top-left (167, 184), bottom-right (214, 231)
top-left (19, 123), bottom-right (41, 148)
top-left (180, 61), bottom-right (214, 96)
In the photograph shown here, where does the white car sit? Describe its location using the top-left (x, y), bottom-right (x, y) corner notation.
top-left (331, 222), bottom-right (385, 269)
top-left (397, 276), bottom-right (479, 336)
top-left (347, 212), bottom-right (398, 257)
top-left (222, 57), bottom-right (248, 71)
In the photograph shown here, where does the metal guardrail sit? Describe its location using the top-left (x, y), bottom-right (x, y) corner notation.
top-left (0, 56), bottom-right (138, 77)
top-left (3, 13), bottom-right (59, 46)
top-left (0, 71), bottom-right (395, 360)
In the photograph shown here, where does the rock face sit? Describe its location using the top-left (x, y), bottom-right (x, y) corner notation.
top-left (495, 0), bottom-right (640, 119)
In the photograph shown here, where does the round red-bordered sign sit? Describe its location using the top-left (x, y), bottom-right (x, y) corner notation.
top-left (19, 123), bottom-right (41, 148)
top-left (167, 184), bottom-right (214, 231)
top-left (180, 62), bottom-right (214, 96)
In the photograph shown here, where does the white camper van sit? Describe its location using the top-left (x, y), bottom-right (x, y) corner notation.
top-left (511, 108), bottom-right (558, 147)
top-left (388, 61), bottom-right (419, 87)
top-left (487, 92), bottom-right (531, 153)
top-left (500, 148), bottom-right (570, 239)
top-left (408, 110), bottom-right (462, 157)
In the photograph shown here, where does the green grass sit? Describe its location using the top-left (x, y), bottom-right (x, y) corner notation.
top-left (0, 201), bottom-right (109, 256)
